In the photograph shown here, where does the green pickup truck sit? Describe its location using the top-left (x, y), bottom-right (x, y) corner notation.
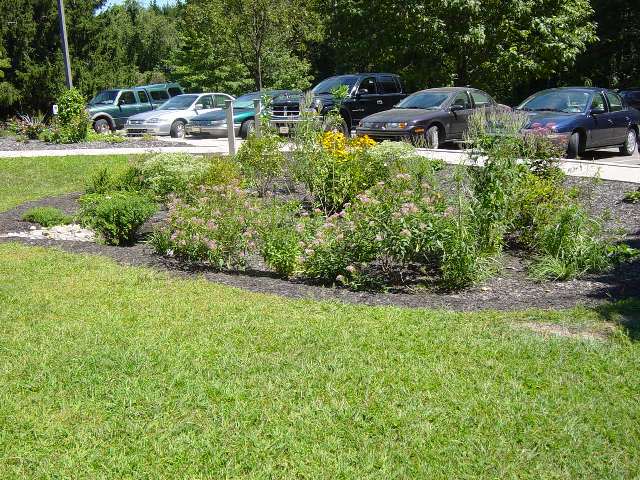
top-left (87, 83), bottom-right (184, 133)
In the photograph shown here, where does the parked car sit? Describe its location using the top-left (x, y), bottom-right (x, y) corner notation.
top-left (186, 90), bottom-right (295, 139)
top-left (517, 87), bottom-right (640, 157)
top-left (87, 83), bottom-right (184, 133)
top-left (618, 88), bottom-right (640, 111)
top-left (124, 93), bottom-right (233, 138)
top-left (355, 87), bottom-right (502, 148)
top-left (269, 73), bottom-right (406, 136)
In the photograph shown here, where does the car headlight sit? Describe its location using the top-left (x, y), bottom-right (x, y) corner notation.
top-left (147, 118), bottom-right (160, 124)
top-left (385, 122), bottom-right (408, 129)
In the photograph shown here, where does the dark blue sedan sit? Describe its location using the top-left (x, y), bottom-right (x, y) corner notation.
top-left (517, 87), bottom-right (639, 157)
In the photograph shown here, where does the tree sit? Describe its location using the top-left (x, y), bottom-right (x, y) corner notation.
top-left (171, 0), bottom-right (323, 94)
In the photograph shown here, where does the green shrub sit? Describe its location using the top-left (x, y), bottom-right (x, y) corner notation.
top-left (86, 130), bottom-right (125, 143)
top-left (8, 114), bottom-right (47, 140)
top-left (86, 166), bottom-right (144, 194)
top-left (529, 203), bottom-right (611, 280)
top-left (22, 207), bottom-right (72, 227)
top-left (134, 153), bottom-right (212, 198)
top-left (235, 134), bottom-right (285, 196)
top-left (201, 156), bottom-right (241, 186)
top-left (79, 192), bottom-right (157, 245)
top-left (154, 182), bottom-right (258, 269)
top-left (52, 88), bottom-right (90, 143)
top-left (623, 188), bottom-right (640, 204)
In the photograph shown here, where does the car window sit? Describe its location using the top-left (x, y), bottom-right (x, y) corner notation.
top-left (451, 92), bottom-right (472, 109)
top-left (168, 87), bottom-right (182, 97)
top-left (150, 90), bottom-right (169, 101)
top-left (358, 77), bottom-right (377, 95)
top-left (119, 91), bottom-right (136, 105)
top-left (606, 92), bottom-right (623, 112)
top-left (591, 93), bottom-right (607, 111)
top-left (196, 95), bottom-right (214, 109)
top-left (379, 75), bottom-right (399, 94)
top-left (471, 90), bottom-right (492, 108)
top-left (214, 95), bottom-right (228, 108)
top-left (137, 90), bottom-right (149, 103)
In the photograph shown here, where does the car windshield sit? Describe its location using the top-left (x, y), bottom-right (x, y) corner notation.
top-left (517, 90), bottom-right (591, 113)
top-left (234, 93), bottom-right (265, 109)
top-left (396, 92), bottom-right (450, 109)
top-left (312, 76), bottom-right (358, 95)
top-left (157, 95), bottom-right (198, 110)
top-left (89, 90), bottom-right (118, 105)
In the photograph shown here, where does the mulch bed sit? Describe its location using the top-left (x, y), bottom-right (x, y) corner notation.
top-left (0, 136), bottom-right (186, 151)
top-left (2, 174), bottom-right (639, 312)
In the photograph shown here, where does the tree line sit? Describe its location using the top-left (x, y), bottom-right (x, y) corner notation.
top-left (1, 0), bottom-right (638, 117)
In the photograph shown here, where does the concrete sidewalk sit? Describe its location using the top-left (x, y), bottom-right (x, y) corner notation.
top-left (2, 139), bottom-right (639, 183)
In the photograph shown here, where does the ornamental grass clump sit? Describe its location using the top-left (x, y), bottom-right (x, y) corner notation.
top-left (22, 206), bottom-right (72, 227)
top-left (234, 133), bottom-right (285, 196)
top-left (134, 153), bottom-right (214, 199)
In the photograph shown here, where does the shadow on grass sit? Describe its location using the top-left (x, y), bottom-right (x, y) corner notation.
top-left (595, 298), bottom-right (640, 341)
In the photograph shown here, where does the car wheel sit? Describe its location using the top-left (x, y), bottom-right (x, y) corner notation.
top-left (170, 120), bottom-right (185, 138)
top-left (424, 125), bottom-right (440, 149)
top-left (323, 117), bottom-right (349, 137)
top-left (567, 131), bottom-right (584, 158)
top-left (93, 119), bottom-right (110, 134)
top-left (240, 118), bottom-right (255, 139)
top-left (619, 128), bottom-right (637, 156)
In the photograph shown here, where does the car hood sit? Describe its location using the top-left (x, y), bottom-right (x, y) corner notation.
top-left (128, 109), bottom-right (189, 121)
top-left (362, 108), bottom-right (442, 123)
top-left (521, 111), bottom-right (578, 129)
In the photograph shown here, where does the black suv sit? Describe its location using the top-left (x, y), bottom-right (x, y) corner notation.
top-left (269, 73), bottom-right (405, 135)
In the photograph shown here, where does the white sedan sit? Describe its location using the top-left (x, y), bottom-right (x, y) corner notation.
top-left (125, 92), bottom-right (234, 138)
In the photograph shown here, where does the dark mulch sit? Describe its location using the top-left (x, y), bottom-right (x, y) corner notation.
top-left (0, 136), bottom-right (186, 151)
top-left (2, 175), bottom-right (640, 312)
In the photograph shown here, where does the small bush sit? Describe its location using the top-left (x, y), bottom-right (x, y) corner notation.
top-left (8, 113), bottom-right (47, 140)
top-left (51, 88), bottom-right (90, 143)
top-left (623, 188), bottom-right (640, 204)
top-left (134, 153), bottom-right (213, 198)
top-left (79, 192), bottom-right (157, 245)
top-left (201, 156), bottom-right (241, 186)
top-left (22, 207), bottom-right (72, 227)
top-left (235, 134), bottom-right (285, 196)
top-left (86, 130), bottom-right (125, 143)
top-left (154, 182), bottom-right (258, 269)
top-left (86, 166), bottom-right (144, 194)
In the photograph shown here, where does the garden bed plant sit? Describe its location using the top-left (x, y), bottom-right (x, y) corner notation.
top-left (74, 108), bottom-right (631, 293)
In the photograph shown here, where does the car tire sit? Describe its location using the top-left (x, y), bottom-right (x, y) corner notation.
top-left (240, 118), bottom-right (255, 139)
top-left (567, 131), bottom-right (584, 158)
top-left (93, 119), bottom-right (111, 134)
top-left (619, 128), bottom-right (637, 156)
top-left (170, 120), bottom-right (185, 138)
top-left (424, 125), bottom-right (440, 149)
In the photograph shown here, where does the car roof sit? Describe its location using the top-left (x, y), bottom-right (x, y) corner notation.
top-left (415, 87), bottom-right (470, 94)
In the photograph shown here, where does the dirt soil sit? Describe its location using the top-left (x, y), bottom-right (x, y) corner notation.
top-left (2, 175), bottom-right (639, 312)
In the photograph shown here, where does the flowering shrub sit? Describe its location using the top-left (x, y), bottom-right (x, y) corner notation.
top-left (52, 88), bottom-right (90, 143)
top-left (134, 153), bottom-right (214, 199)
top-left (152, 182), bottom-right (259, 269)
top-left (302, 131), bottom-right (385, 213)
top-left (301, 173), bottom-right (448, 288)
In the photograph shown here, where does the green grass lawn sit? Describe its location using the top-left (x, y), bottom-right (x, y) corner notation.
top-left (0, 155), bottom-right (130, 211)
top-left (1, 243), bottom-right (638, 478)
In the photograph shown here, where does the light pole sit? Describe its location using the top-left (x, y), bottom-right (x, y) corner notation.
top-left (57, 0), bottom-right (73, 88)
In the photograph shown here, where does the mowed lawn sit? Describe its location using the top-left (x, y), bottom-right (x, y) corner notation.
top-left (1, 243), bottom-right (639, 478)
top-left (0, 154), bottom-right (129, 211)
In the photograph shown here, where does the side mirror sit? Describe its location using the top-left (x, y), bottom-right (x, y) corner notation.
top-left (358, 88), bottom-right (369, 96)
top-left (590, 107), bottom-right (605, 115)
top-left (450, 104), bottom-right (465, 112)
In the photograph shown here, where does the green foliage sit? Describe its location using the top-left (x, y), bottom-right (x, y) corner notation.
top-left (51, 89), bottom-right (90, 143)
top-left (85, 165), bottom-right (144, 194)
top-left (623, 188), bottom-right (640, 204)
top-left (21, 207), bottom-right (72, 227)
top-left (7, 114), bottom-right (47, 140)
top-left (79, 191), bottom-right (157, 245)
top-left (155, 182), bottom-right (258, 268)
top-left (235, 134), bottom-right (285, 196)
top-left (86, 130), bottom-right (126, 143)
top-left (134, 153), bottom-right (213, 198)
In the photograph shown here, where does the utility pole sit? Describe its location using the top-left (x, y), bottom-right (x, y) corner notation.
top-left (57, 0), bottom-right (73, 88)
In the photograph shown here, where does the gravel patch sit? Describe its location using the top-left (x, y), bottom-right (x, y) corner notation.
top-left (0, 136), bottom-right (187, 151)
top-left (1, 223), bottom-right (94, 242)
top-left (1, 174), bottom-right (639, 312)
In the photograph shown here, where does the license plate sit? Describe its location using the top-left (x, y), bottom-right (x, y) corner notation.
top-left (279, 126), bottom-right (289, 134)
top-left (191, 127), bottom-right (201, 133)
